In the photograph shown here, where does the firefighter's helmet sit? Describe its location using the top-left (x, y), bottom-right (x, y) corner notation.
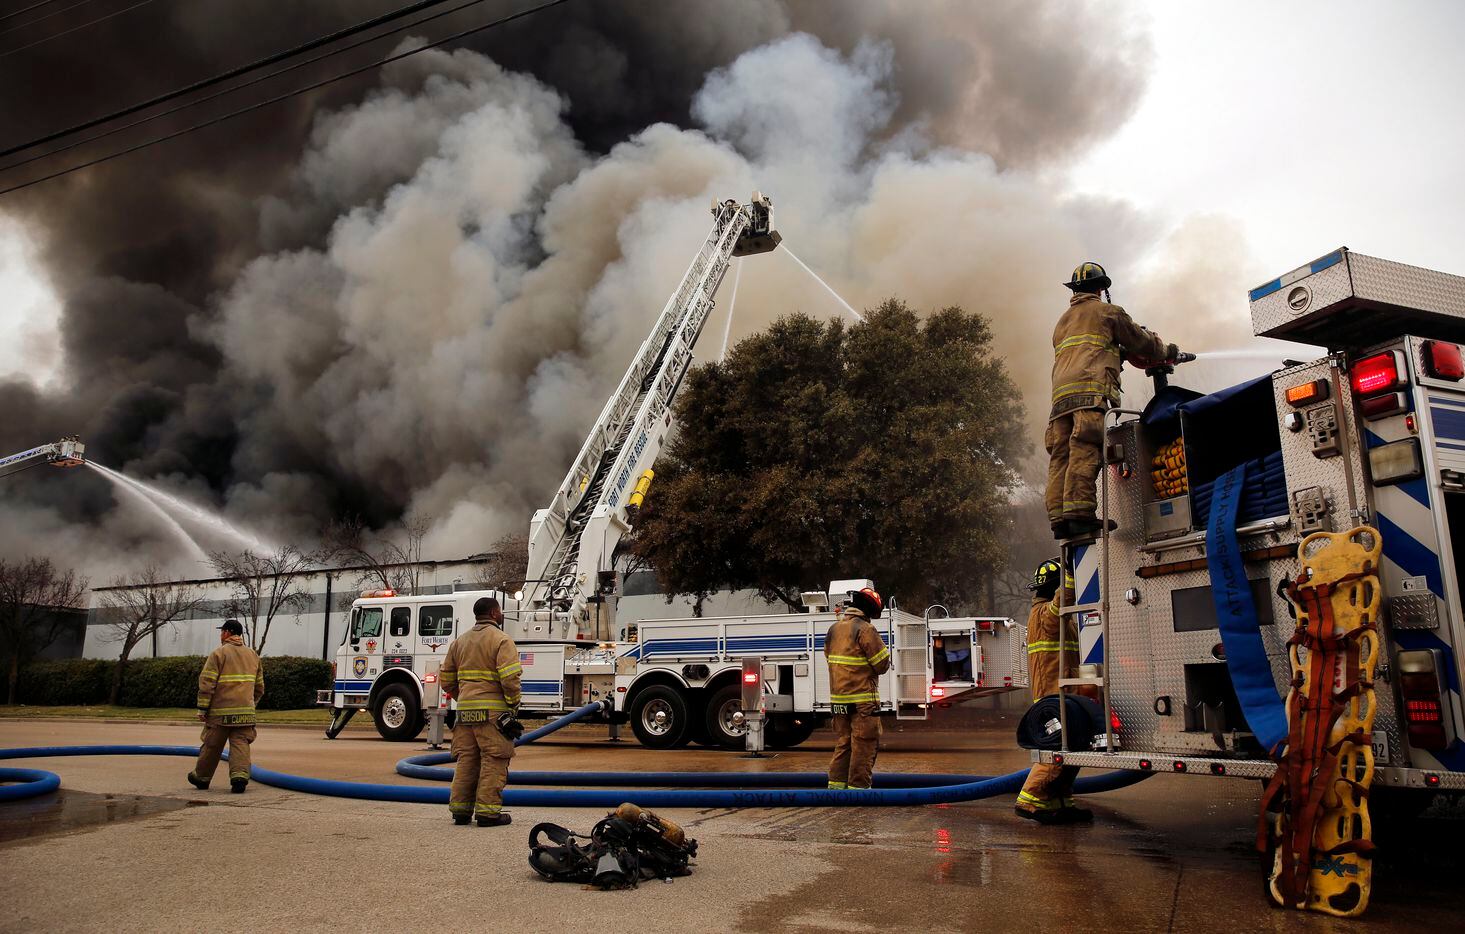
top-left (1064, 261), bottom-right (1111, 292)
top-left (1029, 558), bottom-right (1062, 598)
top-left (849, 587), bottom-right (883, 620)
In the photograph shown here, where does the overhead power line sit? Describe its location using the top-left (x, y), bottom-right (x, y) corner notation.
top-left (0, 0), bottom-right (158, 59)
top-left (0, 0), bottom-right (497, 173)
top-left (0, 1), bottom-right (70, 25)
top-left (0, 0), bottom-right (462, 159)
top-left (0, 0), bottom-right (575, 197)
top-left (0, 0), bottom-right (99, 37)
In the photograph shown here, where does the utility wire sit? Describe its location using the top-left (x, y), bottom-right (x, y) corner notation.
top-left (0, 1), bottom-right (68, 25)
top-left (0, 0), bottom-right (98, 37)
top-left (0, 0), bottom-right (462, 159)
top-left (0, 0), bottom-right (157, 59)
top-left (0, 0), bottom-right (574, 197)
top-left (0, 0), bottom-right (497, 173)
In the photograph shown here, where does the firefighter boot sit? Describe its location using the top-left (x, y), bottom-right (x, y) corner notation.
top-left (186, 771), bottom-right (209, 790)
top-left (1065, 518), bottom-right (1117, 540)
top-left (1014, 806), bottom-right (1064, 826)
top-left (230, 778), bottom-right (248, 794)
top-left (477, 813), bottom-right (512, 828)
top-left (452, 815), bottom-right (471, 826)
top-left (1057, 804), bottom-right (1094, 823)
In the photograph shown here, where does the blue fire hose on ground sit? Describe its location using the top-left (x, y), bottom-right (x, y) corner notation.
top-left (0, 700), bottom-right (1153, 807)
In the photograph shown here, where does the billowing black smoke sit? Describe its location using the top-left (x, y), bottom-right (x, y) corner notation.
top-left (0, 0), bottom-right (1164, 577)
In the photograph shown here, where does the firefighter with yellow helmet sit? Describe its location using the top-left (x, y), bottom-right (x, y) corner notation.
top-left (1048, 262), bottom-right (1179, 539)
top-left (824, 586), bottom-right (891, 790)
top-left (1015, 557), bottom-right (1089, 823)
top-left (440, 596), bottom-right (522, 826)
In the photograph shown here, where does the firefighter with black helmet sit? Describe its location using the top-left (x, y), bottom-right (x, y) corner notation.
top-left (1048, 262), bottom-right (1180, 540)
top-left (824, 586), bottom-right (891, 790)
top-left (187, 619), bottom-right (264, 794)
top-left (1014, 558), bottom-right (1090, 824)
top-left (440, 596), bottom-right (522, 826)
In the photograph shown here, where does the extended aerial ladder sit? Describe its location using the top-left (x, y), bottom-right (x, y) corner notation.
top-left (519, 194), bottom-right (781, 641)
top-left (0, 436), bottom-right (85, 480)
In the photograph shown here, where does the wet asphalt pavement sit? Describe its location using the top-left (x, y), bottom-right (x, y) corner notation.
top-left (1, 711), bottom-right (1461, 932)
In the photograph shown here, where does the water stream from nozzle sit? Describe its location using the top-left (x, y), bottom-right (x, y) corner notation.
top-left (86, 462), bottom-right (209, 564)
top-left (780, 246), bottom-right (863, 322)
top-left (86, 461), bottom-right (276, 556)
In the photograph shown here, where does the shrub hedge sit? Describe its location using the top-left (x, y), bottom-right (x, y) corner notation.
top-left (15, 656), bottom-right (331, 710)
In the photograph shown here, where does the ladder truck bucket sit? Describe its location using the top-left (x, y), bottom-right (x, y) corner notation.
top-left (51, 438), bottom-right (86, 468)
top-left (732, 192), bottom-right (781, 257)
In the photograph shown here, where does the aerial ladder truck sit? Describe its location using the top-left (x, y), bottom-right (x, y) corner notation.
top-left (0, 437), bottom-right (85, 480)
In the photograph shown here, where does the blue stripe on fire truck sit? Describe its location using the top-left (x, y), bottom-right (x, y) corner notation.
top-left (521, 680), bottom-right (562, 693)
top-left (1247, 249), bottom-right (1344, 302)
top-left (1431, 404), bottom-right (1465, 442)
top-left (1374, 513), bottom-right (1444, 598)
top-left (333, 680), bottom-right (374, 691)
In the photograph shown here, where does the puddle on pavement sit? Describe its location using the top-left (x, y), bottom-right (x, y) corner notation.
top-left (0, 789), bottom-right (201, 844)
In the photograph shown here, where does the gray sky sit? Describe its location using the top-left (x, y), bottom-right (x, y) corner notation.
top-left (1071, 0), bottom-right (1465, 277)
top-left (2, 0), bottom-right (1463, 388)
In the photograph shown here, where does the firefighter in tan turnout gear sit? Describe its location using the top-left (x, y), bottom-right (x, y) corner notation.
top-left (187, 619), bottom-right (264, 794)
top-left (1047, 261), bottom-right (1179, 540)
top-left (824, 587), bottom-right (891, 790)
top-left (440, 596), bottom-right (521, 827)
top-left (1015, 558), bottom-right (1090, 824)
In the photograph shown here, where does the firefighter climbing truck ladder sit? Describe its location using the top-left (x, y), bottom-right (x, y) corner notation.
top-left (1040, 248), bottom-right (1465, 917)
top-left (319, 194), bottom-right (1027, 747)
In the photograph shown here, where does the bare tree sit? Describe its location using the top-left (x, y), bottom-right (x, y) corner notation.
top-left (323, 514), bottom-right (431, 595)
top-left (480, 532), bottom-right (529, 594)
top-left (98, 565), bottom-right (206, 703)
top-left (0, 557), bottom-right (89, 704)
top-left (208, 546), bottom-right (317, 654)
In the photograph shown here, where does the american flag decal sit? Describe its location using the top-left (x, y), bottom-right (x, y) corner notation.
top-left (520, 653), bottom-right (533, 665)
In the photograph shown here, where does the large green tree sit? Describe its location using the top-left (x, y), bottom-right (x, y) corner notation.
top-left (632, 298), bottom-right (1027, 612)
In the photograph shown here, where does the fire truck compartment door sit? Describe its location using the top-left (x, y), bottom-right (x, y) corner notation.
top-left (892, 616), bottom-right (931, 720)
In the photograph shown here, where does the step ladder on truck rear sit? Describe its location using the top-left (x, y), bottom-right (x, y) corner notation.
top-left (1037, 248), bottom-right (1465, 917)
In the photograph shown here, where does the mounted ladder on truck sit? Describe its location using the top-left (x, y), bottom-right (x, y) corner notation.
top-left (518, 193), bottom-right (781, 643)
top-left (1035, 248), bottom-right (1465, 918)
top-left (0, 437), bottom-right (85, 480)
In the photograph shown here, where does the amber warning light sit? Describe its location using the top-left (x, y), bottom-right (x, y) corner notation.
top-left (1284, 380), bottom-right (1329, 406)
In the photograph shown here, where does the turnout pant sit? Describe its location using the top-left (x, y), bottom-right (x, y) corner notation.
top-left (827, 703), bottom-right (881, 789)
top-left (1018, 600), bottom-right (1082, 812)
top-left (1044, 409), bottom-right (1105, 523)
top-left (194, 720), bottom-right (257, 783)
top-left (450, 721), bottom-right (514, 818)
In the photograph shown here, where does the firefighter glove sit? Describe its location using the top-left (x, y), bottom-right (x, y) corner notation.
top-left (1165, 343), bottom-right (1180, 362)
top-left (496, 712), bottom-right (525, 741)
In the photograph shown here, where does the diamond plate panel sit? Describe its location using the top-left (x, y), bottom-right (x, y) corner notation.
top-left (1389, 593), bottom-right (1440, 630)
top-left (1350, 252), bottom-right (1465, 320)
top-left (1251, 256), bottom-right (1355, 340)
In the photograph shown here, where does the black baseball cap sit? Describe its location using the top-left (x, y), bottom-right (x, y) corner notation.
top-left (218, 619), bottom-right (243, 635)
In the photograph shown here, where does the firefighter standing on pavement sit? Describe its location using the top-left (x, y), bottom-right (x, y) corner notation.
top-left (1015, 558), bottom-right (1090, 824)
top-left (188, 619), bottom-right (264, 794)
top-left (440, 596), bottom-right (521, 826)
top-left (1048, 262), bottom-right (1180, 540)
top-left (824, 587), bottom-right (891, 790)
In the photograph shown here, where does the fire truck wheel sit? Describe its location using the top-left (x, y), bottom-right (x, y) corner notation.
top-left (629, 685), bottom-right (690, 749)
top-left (705, 683), bottom-right (749, 749)
top-left (373, 683), bottom-right (425, 742)
top-left (766, 715), bottom-right (817, 749)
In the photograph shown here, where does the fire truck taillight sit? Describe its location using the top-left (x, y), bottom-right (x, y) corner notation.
top-left (1367, 437), bottom-right (1424, 486)
top-left (1398, 649), bottom-right (1450, 750)
top-left (1350, 351), bottom-right (1406, 397)
top-left (742, 671), bottom-right (758, 684)
top-left (1423, 341), bottom-right (1464, 380)
top-left (1110, 710), bottom-right (1122, 733)
top-left (424, 673), bottom-right (437, 684)
top-left (931, 685), bottom-right (946, 699)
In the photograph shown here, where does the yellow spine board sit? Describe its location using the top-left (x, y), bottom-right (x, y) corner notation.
top-left (1265, 527), bottom-right (1382, 919)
